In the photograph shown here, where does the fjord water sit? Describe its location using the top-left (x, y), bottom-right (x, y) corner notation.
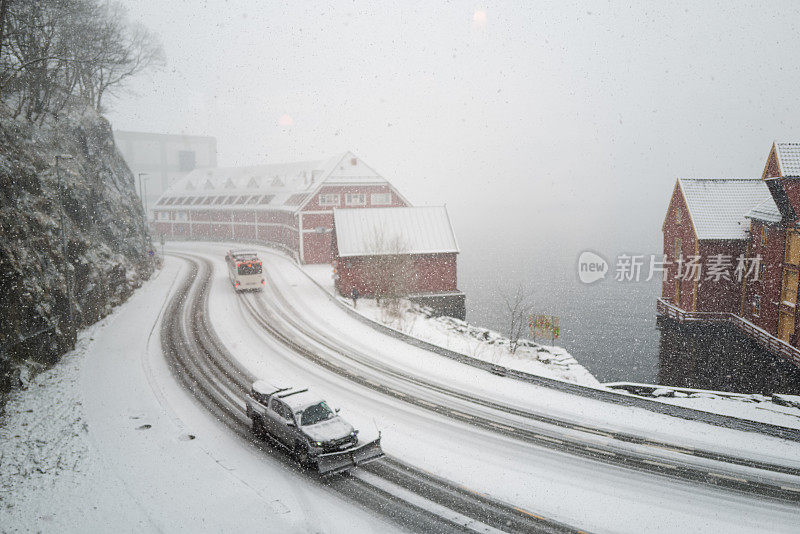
top-left (458, 241), bottom-right (663, 384)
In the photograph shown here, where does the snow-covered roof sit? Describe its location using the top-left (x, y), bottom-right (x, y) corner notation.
top-left (229, 249), bottom-right (260, 259)
top-left (678, 178), bottom-right (773, 240)
top-left (278, 389), bottom-right (324, 412)
top-left (745, 196), bottom-right (782, 224)
top-left (334, 206), bottom-right (459, 257)
top-left (775, 142), bottom-right (800, 177)
top-left (155, 152), bottom-right (395, 212)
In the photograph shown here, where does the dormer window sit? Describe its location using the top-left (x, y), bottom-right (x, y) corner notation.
top-left (319, 193), bottom-right (340, 206)
top-left (371, 193), bottom-right (391, 206)
top-left (345, 193), bottom-right (366, 206)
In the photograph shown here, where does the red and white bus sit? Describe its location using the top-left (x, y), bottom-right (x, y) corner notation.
top-left (225, 250), bottom-right (264, 291)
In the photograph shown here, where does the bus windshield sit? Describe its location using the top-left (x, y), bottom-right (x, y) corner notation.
top-left (238, 262), bottom-right (262, 275)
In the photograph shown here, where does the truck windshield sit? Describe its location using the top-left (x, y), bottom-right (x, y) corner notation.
top-left (300, 402), bottom-right (334, 426)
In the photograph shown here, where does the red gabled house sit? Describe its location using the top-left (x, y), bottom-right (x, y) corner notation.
top-left (659, 142), bottom-right (800, 369)
top-left (152, 152), bottom-right (410, 264)
top-left (331, 206), bottom-right (465, 319)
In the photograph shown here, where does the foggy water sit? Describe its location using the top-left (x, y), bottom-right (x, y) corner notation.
top-left (458, 240), bottom-right (663, 384)
top-left (457, 233), bottom-right (800, 393)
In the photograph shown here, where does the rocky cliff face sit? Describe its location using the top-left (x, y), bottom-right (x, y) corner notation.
top-left (0, 108), bottom-right (152, 398)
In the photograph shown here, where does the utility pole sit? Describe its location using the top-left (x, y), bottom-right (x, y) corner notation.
top-left (56, 154), bottom-right (74, 334)
top-left (138, 172), bottom-right (149, 253)
top-left (143, 177), bottom-right (149, 218)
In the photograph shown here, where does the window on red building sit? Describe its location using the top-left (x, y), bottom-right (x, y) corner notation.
top-left (371, 193), bottom-right (391, 205)
top-left (345, 193), bottom-right (366, 206)
top-left (781, 269), bottom-right (798, 306)
top-left (786, 231), bottom-right (800, 265)
top-left (753, 295), bottom-right (761, 317)
top-left (319, 193), bottom-right (340, 206)
top-left (761, 226), bottom-right (768, 246)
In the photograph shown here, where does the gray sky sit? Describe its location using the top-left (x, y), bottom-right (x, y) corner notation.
top-left (109, 1), bottom-right (800, 256)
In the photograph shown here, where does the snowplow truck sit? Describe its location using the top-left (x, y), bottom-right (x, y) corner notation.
top-left (245, 381), bottom-right (384, 475)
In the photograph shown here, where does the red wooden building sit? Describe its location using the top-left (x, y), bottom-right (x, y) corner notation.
top-left (659, 142), bottom-right (800, 369)
top-left (151, 152), bottom-right (409, 264)
top-left (332, 206), bottom-right (465, 319)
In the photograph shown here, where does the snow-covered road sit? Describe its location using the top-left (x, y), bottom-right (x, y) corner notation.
top-left (180, 242), bottom-right (800, 533)
top-left (0, 256), bottom-right (400, 533)
top-left (3, 241), bottom-right (799, 533)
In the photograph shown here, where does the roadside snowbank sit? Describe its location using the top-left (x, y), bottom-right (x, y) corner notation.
top-left (302, 264), bottom-right (600, 387)
top-left (606, 383), bottom-right (800, 427)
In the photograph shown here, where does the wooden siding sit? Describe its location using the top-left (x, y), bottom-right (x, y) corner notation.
top-left (662, 182), bottom-right (698, 311)
top-left (335, 253), bottom-right (458, 298)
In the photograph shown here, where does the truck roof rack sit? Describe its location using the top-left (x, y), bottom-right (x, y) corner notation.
top-left (252, 380), bottom-right (290, 396)
top-left (278, 388), bottom-right (309, 398)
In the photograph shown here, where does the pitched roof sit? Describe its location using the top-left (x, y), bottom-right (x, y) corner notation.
top-left (156, 152), bottom-right (403, 212)
top-left (333, 206), bottom-right (459, 257)
top-left (745, 196), bottom-right (782, 224)
top-left (678, 178), bottom-right (774, 240)
top-left (775, 142), bottom-right (800, 177)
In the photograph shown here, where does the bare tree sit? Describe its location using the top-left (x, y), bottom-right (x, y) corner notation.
top-left (361, 225), bottom-right (416, 317)
top-left (74, 3), bottom-right (163, 112)
top-left (502, 283), bottom-right (534, 354)
top-left (0, 0), bottom-right (163, 119)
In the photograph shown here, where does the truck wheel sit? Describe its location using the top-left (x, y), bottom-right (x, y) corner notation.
top-left (294, 441), bottom-right (311, 468)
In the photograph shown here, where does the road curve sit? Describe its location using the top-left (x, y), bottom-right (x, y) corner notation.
top-left (161, 252), bottom-right (583, 534)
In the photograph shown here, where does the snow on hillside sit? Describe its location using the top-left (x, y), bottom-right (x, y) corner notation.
top-left (0, 107), bottom-right (153, 399)
top-left (302, 264), bottom-right (600, 387)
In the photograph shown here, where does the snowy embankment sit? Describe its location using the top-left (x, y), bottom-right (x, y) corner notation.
top-left (302, 264), bottom-right (600, 387)
top-left (606, 383), bottom-right (800, 427)
top-left (302, 263), bottom-right (800, 427)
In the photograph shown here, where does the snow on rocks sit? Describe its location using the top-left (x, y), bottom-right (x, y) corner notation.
top-left (605, 383), bottom-right (800, 427)
top-left (360, 298), bottom-right (601, 386)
